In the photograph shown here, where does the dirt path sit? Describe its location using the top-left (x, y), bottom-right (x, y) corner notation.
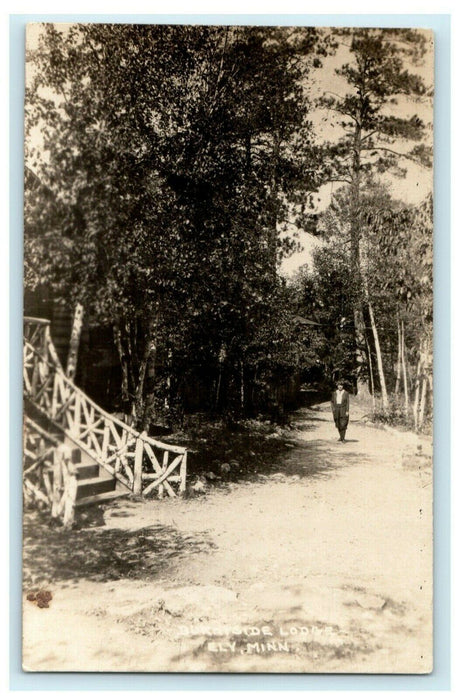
top-left (22, 405), bottom-right (432, 673)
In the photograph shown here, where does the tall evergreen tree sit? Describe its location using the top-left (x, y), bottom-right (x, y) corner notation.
top-left (317, 28), bottom-right (432, 388)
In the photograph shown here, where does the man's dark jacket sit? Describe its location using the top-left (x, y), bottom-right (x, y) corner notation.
top-left (331, 390), bottom-right (349, 420)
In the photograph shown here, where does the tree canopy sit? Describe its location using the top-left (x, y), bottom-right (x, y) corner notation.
top-left (25, 23), bottom-right (328, 425)
top-left (24, 24), bottom-right (434, 430)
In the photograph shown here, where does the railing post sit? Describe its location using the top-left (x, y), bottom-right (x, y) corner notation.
top-left (179, 451), bottom-right (187, 495)
top-left (62, 462), bottom-right (78, 529)
top-left (102, 420), bottom-right (110, 462)
top-left (51, 371), bottom-right (59, 420)
top-left (159, 451), bottom-right (168, 499)
top-left (73, 392), bottom-right (81, 438)
top-left (51, 453), bottom-right (62, 520)
top-left (133, 435), bottom-right (144, 496)
top-left (45, 323), bottom-right (63, 370)
top-left (43, 324), bottom-right (49, 363)
top-left (31, 358), bottom-right (38, 397)
top-left (52, 444), bottom-right (77, 527)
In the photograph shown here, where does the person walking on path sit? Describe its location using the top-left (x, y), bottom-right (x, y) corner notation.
top-left (331, 381), bottom-right (350, 442)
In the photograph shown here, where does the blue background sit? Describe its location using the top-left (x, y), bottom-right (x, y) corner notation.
top-left (10, 12), bottom-right (451, 691)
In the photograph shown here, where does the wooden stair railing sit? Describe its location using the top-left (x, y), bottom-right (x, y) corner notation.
top-left (23, 414), bottom-right (59, 510)
top-left (23, 414), bottom-right (128, 525)
top-left (23, 317), bottom-right (187, 500)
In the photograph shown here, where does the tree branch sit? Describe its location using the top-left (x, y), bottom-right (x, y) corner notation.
top-left (325, 177), bottom-right (353, 185)
top-left (361, 145), bottom-right (431, 168)
top-left (361, 129), bottom-right (379, 143)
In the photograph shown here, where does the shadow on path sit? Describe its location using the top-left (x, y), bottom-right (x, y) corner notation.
top-left (181, 405), bottom-right (374, 488)
top-left (23, 511), bottom-right (216, 587)
top-left (268, 439), bottom-right (372, 482)
top-left (22, 407), bottom-right (382, 588)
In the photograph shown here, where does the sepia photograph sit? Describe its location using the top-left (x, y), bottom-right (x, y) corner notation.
top-left (22, 22), bottom-right (433, 673)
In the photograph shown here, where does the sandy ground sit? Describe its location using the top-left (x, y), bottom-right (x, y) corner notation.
top-left (22, 404), bottom-right (432, 673)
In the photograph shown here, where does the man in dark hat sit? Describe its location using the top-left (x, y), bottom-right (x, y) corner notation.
top-left (331, 381), bottom-right (350, 442)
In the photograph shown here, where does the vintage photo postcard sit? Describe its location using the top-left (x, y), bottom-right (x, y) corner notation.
top-left (22, 23), bottom-right (433, 673)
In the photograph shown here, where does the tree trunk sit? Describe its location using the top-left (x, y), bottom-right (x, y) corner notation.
top-left (417, 339), bottom-right (429, 430)
top-left (413, 357), bottom-right (422, 429)
top-left (418, 375), bottom-right (428, 429)
top-left (365, 334), bottom-right (376, 411)
top-left (354, 308), bottom-right (369, 394)
top-left (215, 371), bottom-right (222, 410)
top-left (113, 321), bottom-right (130, 406)
top-left (66, 302), bottom-right (84, 381)
top-left (165, 349), bottom-right (173, 414)
top-left (401, 320), bottom-right (409, 416)
top-left (350, 119), bottom-right (362, 274)
top-left (215, 343), bottom-right (226, 410)
top-left (135, 342), bottom-right (156, 429)
top-left (368, 301), bottom-right (389, 411)
top-left (362, 271), bottom-right (388, 410)
top-left (395, 316), bottom-right (402, 394)
top-left (142, 343), bottom-right (158, 431)
top-left (349, 119), bottom-right (369, 391)
top-left (134, 317), bottom-right (158, 431)
top-left (125, 319), bottom-right (137, 398)
top-left (267, 128), bottom-right (281, 273)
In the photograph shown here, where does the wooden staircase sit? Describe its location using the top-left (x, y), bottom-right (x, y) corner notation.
top-left (72, 453), bottom-right (124, 508)
top-left (23, 317), bottom-right (187, 524)
top-left (24, 397), bottom-right (128, 508)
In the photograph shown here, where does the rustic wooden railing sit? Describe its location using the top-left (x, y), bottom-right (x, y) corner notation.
top-left (23, 415), bottom-right (78, 526)
top-left (23, 317), bottom-right (187, 498)
top-left (23, 414), bottom-right (58, 509)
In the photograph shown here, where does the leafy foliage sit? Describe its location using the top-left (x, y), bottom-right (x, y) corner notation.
top-left (296, 245), bottom-right (358, 383)
top-left (25, 24), bottom-right (326, 425)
